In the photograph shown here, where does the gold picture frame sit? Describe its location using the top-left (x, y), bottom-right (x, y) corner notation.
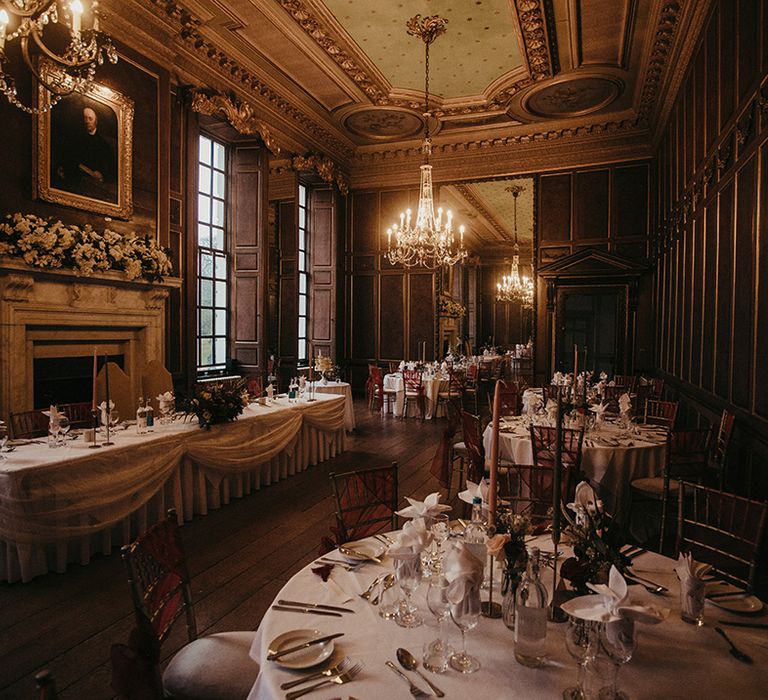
top-left (34, 62), bottom-right (134, 218)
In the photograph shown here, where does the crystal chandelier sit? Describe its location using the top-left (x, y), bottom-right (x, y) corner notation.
top-left (0, 0), bottom-right (117, 114)
top-left (496, 185), bottom-right (534, 308)
top-left (385, 14), bottom-right (468, 269)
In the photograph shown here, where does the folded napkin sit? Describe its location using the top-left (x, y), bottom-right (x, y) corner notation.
top-left (389, 517), bottom-right (432, 556)
top-left (675, 552), bottom-right (712, 618)
top-left (458, 479), bottom-right (490, 513)
top-left (552, 371), bottom-right (564, 385)
top-left (298, 375), bottom-right (306, 390)
top-left (590, 402), bottom-right (608, 420)
top-left (266, 383), bottom-right (274, 399)
top-left (618, 393), bottom-right (632, 413)
top-left (567, 481), bottom-right (603, 518)
top-left (42, 405), bottom-right (67, 425)
top-left (396, 492), bottom-right (452, 520)
top-left (574, 566), bottom-right (669, 624)
top-left (98, 400), bottom-right (115, 426)
top-left (523, 393), bottom-right (543, 416)
top-left (444, 542), bottom-right (484, 618)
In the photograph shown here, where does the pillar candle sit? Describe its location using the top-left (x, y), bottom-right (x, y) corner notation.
top-left (488, 382), bottom-right (501, 526)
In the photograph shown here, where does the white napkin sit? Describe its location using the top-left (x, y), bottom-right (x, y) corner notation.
top-left (97, 400), bottom-right (115, 426)
top-left (590, 402), bottom-right (608, 420)
top-left (552, 371), bottom-right (564, 385)
top-left (458, 479), bottom-right (491, 513)
top-left (444, 542), bottom-right (484, 618)
top-left (523, 393), bottom-right (543, 415)
top-left (266, 383), bottom-right (274, 399)
top-left (567, 481), bottom-right (603, 518)
top-left (396, 492), bottom-right (452, 520)
top-left (577, 566), bottom-right (669, 624)
top-left (298, 376), bottom-right (306, 390)
top-left (618, 393), bottom-right (632, 413)
top-left (600, 372), bottom-right (608, 381)
top-left (389, 517), bottom-right (432, 556)
top-left (41, 405), bottom-right (66, 425)
top-left (546, 398), bottom-right (558, 422)
top-left (675, 552), bottom-right (712, 618)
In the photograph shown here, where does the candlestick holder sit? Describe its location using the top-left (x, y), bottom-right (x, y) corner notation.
top-left (548, 385), bottom-right (568, 623)
top-left (481, 555), bottom-right (502, 618)
top-left (88, 408), bottom-right (101, 449)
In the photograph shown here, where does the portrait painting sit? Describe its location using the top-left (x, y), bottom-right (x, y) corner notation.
top-left (35, 62), bottom-right (134, 218)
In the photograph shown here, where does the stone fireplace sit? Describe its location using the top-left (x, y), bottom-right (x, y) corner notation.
top-left (0, 261), bottom-right (180, 417)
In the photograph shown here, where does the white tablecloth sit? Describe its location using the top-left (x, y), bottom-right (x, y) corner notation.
top-left (483, 417), bottom-right (667, 522)
top-left (308, 380), bottom-right (355, 431)
top-left (383, 373), bottom-right (448, 419)
top-left (248, 535), bottom-right (766, 699)
top-left (0, 394), bottom-right (346, 582)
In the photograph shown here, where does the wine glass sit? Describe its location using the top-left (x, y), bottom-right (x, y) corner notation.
top-left (449, 590), bottom-right (481, 673)
top-left (394, 552), bottom-right (423, 628)
top-left (47, 418), bottom-right (60, 448)
top-left (564, 617), bottom-right (599, 700)
top-left (57, 416), bottom-right (71, 447)
top-left (424, 575), bottom-right (452, 672)
top-left (598, 618), bottom-right (637, 700)
top-left (425, 513), bottom-right (450, 575)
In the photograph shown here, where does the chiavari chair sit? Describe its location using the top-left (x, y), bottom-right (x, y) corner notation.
top-left (643, 399), bottom-right (679, 429)
top-left (529, 425), bottom-right (585, 504)
top-left (401, 368), bottom-right (426, 420)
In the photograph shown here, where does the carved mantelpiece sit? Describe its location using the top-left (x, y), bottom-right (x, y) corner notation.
top-left (0, 261), bottom-right (182, 419)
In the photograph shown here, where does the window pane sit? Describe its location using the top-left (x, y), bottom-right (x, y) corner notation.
top-left (200, 337), bottom-right (213, 366)
top-left (298, 250), bottom-right (306, 271)
top-left (298, 207), bottom-right (306, 231)
top-left (298, 229), bottom-right (305, 252)
top-left (198, 194), bottom-right (210, 223)
top-left (200, 253), bottom-right (213, 278)
top-left (212, 199), bottom-right (225, 227)
top-left (213, 142), bottom-right (226, 170)
top-left (214, 337), bottom-right (226, 365)
top-left (215, 281), bottom-right (227, 306)
top-left (199, 165), bottom-right (211, 194)
top-left (200, 308), bottom-right (213, 335)
top-left (199, 136), bottom-right (211, 165)
top-left (299, 295), bottom-right (306, 316)
top-left (200, 279), bottom-right (213, 306)
top-left (299, 274), bottom-right (307, 294)
top-left (211, 227), bottom-right (224, 251)
top-left (299, 185), bottom-right (306, 207)
top-left (298, 316), bottom-right (306, 338)
top-left (198, 224), bottom-right (211, 247)
top-left (215, 309), bottom-right (227, 335)
top-left (215, 254), bottom-right (227, 279)
top-left (213, 170), bottom-right (225, 198)
top-left (298, 340), bottom-right (306, 361)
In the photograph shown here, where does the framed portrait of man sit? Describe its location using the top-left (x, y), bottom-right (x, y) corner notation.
top-left (35, 62), bottom-right (134, 218)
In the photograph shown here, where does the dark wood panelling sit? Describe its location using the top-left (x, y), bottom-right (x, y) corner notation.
top-left (702, 202), bottom-right (718, 391)
top-left (719, 0), bottom-right (736, 127)
top-left (539, 174), bottom-right (571, 242)
top-left (235, 277), bottom-right (258, 342)
top-left (408, 274), bottom-right (434, 360)
top-left (694, 44), bottom-right (705, 169)
top-left (352, 275), bottom-right (375, 358)
top-left (690, 215), bottom-right (703, 386)
top-left (309, 187), bottom-right (337, 361)
top-left (613, 165), bottom-right (648, 238)
top-left (757, 141), bottom-right (768, 418)
top-left (311, 288), bottom-right (332, 342)
top-left (738, 0), bottom-right (760, 101)
top-left (351, 192), bottom-right (379, 252)
top-left (574, 170), bottom-right (609, 240)
top-left (714, 181), bottom-right (733, 399)
top-left (705, 10), bottom-right (719, 149)
top-left (380, 275), bottom-right (405, 359)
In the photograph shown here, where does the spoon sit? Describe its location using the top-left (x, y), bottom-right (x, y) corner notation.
top-left (714, 626), bottom-right (753, 664)
top-left (396, 648), bottom-right (445, 697)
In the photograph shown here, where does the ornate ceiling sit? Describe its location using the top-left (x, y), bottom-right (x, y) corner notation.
top-left (114, 0), bottom-right (710, 254)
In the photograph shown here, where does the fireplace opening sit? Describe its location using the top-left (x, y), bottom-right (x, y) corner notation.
top-left (33, 354), bottom-right (125, 409)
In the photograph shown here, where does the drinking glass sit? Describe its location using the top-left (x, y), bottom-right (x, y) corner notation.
top-left (425, 513), bottom-right (450, 575)
top-left (394, 552), bottom-right (423, 628)
top-left (47, 419), bottom-right (60, 448)
top-left (564, 617), bottom-right (599, 699)
top-left (449, 591), bottom-right (481, 673)
top-left (0, 423), bottom-right (8, 463)
top-left (423, 575), bottom-right (452, 672)
top-left (598, 618), bottom-right (636, 700)
top-left (57, 416), bottom-right (71, 447)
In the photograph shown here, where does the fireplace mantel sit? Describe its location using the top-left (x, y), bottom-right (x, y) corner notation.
top-left (0, 261), bottom-right (182, 418)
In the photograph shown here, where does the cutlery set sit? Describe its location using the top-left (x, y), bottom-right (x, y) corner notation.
top-left (359, 573), bottom-right (395, 605)
top-left (271, 600), bottom-right (356, 618)
top-left (385, 648), bottom-right (446, 698)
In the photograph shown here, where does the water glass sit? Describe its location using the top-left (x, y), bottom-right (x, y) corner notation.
top-left (449, 593), bottom-right (481, 673)
top-left (394, 553), bottom-right (423, 628)
top-left (680, 579), bottom-right (705, 626)
top-left (423, 575), bottom-right (452, 673)
top-left (598, 618), bottom-right (636, 700)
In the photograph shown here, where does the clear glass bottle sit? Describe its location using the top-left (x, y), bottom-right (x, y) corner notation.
top-left (135, 397), bottom-right (147, 434)
top-left (144, 398), bottom-right (154, 430)
top-left (514, 546), bottom-right (548, 667)
top-left (462, 496), bottom-right (487, 563)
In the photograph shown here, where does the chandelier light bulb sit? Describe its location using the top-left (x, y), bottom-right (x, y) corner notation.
top-left (70, 0), bottom-right (84, 33)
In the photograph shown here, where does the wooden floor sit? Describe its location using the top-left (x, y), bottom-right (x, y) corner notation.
top-left (0, 401), bottom-right (453, 699)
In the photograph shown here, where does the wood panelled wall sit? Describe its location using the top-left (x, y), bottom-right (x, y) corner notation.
top-left (346, 189), bottom-right (437, 389)
top-left (534, 162), bottom-right (655, 378)
top-left (654, 0), bottom-right (768, 497)
top-left (479, 263), bottom-right (530, 349)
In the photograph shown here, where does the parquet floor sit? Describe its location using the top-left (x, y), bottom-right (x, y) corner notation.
top-left (0, 401), bottom-right (453, 699)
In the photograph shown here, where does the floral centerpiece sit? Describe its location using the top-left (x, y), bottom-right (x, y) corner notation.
top-left (0, 213), bottom-right (173, 282)
top-left (314, 354), bottom-right (333, 383)
top-left (560, 482), bottom-right (629, 594)
top-left (438, 297), bottom-right (466, 318)
top-left (178, 379), bottom-right (248, 429)
top-left (487, 510), bottom-right (532, 628)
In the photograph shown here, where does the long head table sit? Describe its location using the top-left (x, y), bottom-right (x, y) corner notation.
top-left (0, 393), bottom-right (346, 582)
top-left (248, 535), bottom-right (766, 699)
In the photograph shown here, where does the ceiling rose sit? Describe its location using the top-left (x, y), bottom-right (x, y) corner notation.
top-left (511, 74), bottom-right (623, 121)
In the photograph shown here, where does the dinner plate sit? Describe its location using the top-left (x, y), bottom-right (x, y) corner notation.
top-left (706, 584), bottom-right (764, 615)
top-left (339, 538), bottom-right (386, 562)
top-left (268, 628), bottom-right (335, 669)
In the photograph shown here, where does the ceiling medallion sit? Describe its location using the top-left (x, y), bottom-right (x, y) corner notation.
top-left (510, 73), bottom-right (623, 121)
top-left (385, 14), bottom-right (468, 270)
top-left (343, 106), bottom-right (425, 142)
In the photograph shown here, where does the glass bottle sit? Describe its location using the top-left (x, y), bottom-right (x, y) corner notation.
top-left (135, 397), bottom-right (147, 434)
top-left (144, 397), bottom-right (154, 430)
top-left (462, 496), bottom-right (487, 564)
top-left (514, 546), bottom-right (548, 667)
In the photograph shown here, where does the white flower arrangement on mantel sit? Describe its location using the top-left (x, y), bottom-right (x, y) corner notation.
top-left (439, 297), bottom-right (466, 318)
top-left (0, 212), bottom-right (173, 283)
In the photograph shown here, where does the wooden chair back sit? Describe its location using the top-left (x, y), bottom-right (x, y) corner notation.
top-left (141, 360), bottom-right (173, 414)
top-left (402, 369), bottom-right (423, 394)
top-left (677, 482), bottom-right (768, 592)
top-left (446, 368), bottom-right (465, 396)
top-left (461, 411), bottom-right (485, 483)
top-left (644, 399), bottom-right (679, 428)
top-left (612, 374), bottom-right (636, 392)
top-left (667, 428), bottom-right (712, 481)
top-left (713, 409), bottom-right (735, 475)
top-left (35, 670), bottom-right (58, 700)
top-left (329, 463), bottom-right (398, 543)
top-left (58, 401), bottom-right (94, 428)
top-left (600, 385), bottom-right (624, 413)
top-left (498, 465), bottom-right (555, 534)
top-left (388, 361), bottom-right (400, 374)
top-left (490, 380), bottom-right (523, 417)
top-left (121, 510), bottom-right (197, 647)
top-left (9, 409), bottom-right (49, 439)
top-left (529, 425), bottom-right (584, 502)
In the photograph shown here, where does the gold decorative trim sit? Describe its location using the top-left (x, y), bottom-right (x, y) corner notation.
top-left (637, 2), bottom-right (682, 120)
top-left (190, 90), bottom-right (281, 154)
top-left (292, 154), bottom-right (349, 195)
top-left (513, 0), bottom-right (557, 81)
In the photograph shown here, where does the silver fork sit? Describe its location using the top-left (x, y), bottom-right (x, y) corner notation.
top-left (284, 662), bottom-right (363, 699)
top-left (359, 575), bottom-right (383, 600)
top-left (280, 657), bottom-right (352, 690)
top-left (370, 573), bottom-right (395, 605)
top-left (385, 660), bottom-right (429, 697)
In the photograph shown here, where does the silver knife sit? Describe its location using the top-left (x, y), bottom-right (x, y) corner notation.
top-left (339, 546), bottom-right (382, 563)
top-left (266, 632), bottom-right (345, 661)
top-left (271, 605), bottom-right (342, 617)
top-left (277, 599), bottom-right (355, 613)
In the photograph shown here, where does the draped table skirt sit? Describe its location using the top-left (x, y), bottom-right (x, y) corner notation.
top-left (0, 394), bottom-right (346, 582)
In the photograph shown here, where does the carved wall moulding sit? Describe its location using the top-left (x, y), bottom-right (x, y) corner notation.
top-left (735, 102), bottom-right (755, 148)
top-left (514, 0), bottom-right (558, 81)
top-left (637, 2), bottom-right (682, 120)
top-left (144, 0), bottom-right (352, 160)
top-left (292, 154), bottom-right (349, 195)
top-left (453, 184), bottom-right (512, 243)
top-left (1, 273), bottom-right (34, 303)
top-left (190, 90), bottom-right (281, 154)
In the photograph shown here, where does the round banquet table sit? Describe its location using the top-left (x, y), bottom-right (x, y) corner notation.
top-left (307, 380), bottom-right (355, 431)
top-left (383, 373), bottom-right (449, 419)
top-left (482, 416), bottom-right (667, 526)
top-left (247, 534), bottom-right (766, 699)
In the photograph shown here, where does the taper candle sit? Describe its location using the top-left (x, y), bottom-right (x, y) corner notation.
top-left (91, 347), bottom-right (97, 410)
